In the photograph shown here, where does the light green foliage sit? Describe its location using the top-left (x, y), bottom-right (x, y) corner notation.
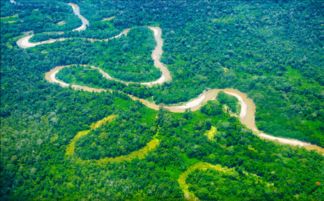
top-left (0, 14), bottom-right (18, 24)
top-left (1, 0), bottom-right (323, 200)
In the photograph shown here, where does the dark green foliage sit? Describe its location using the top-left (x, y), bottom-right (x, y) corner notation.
top-left (201, 101), bottom-right (223, 116)
top-left (1, 0), bottom-right (323, 200)
top-left (218, 92), bottom-right (240, 114)
top-left (76, 105), bottom-right (157, 159)
top-left (187, 170), bottom-right (275, 201)
top-left (53, 0), bottom-right (323, 145)
top-left (97, 27), bottom-right (161, 82)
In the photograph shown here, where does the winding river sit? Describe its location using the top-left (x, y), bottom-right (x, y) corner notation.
top-left (14, 3), bottom-right (323, 200)
top-left (68, 3), bottom-right (89, 32)
top-left (16, 3), bottom-right (89, 49)
top-left (17, 3), bottom-right (323, 155)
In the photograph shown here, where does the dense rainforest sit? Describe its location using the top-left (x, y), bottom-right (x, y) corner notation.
top-left (0, 0), bottom-right (323, 200)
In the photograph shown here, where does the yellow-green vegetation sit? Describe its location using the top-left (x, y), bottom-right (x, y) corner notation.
top-left (211, 16), bottom-right (235, 24)
top-left (2, 1), bottom-right (324, 200)
top-left (66, 115), bottom-right (117, 157)
top-left (66, 130), bottom-right (90, 157)
top-left (178, 162), bottom-right (275, 201)
top-left (102, 16), bottom-right (115, 21)
top-left (66, 114), bottom-right (160, 164)
top-left (0, 14), bottom-right (18, 24)
top-left (93, 138), bottom-right (159, 165)
top-left (73, 138), bottom-right (160, 165)
top-left (178, 162), bottom-right (235, 201)
top-left (90, 115), bottom-right (117, 130)
top-left (222, 67), bottom-right (229, 73)
top-left (204, 126), bottom-right (217, 141)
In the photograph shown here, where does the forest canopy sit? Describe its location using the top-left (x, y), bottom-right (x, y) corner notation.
top-left (1, 0), bottom-right (323, 200)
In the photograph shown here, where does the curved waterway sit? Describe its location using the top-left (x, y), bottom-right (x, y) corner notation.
top-left (68, 3), bottom-right (89, 32)
top-left (17, 2), bottom-right (89, 48)
top-left (17, 3), bottom-right (323, 155)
